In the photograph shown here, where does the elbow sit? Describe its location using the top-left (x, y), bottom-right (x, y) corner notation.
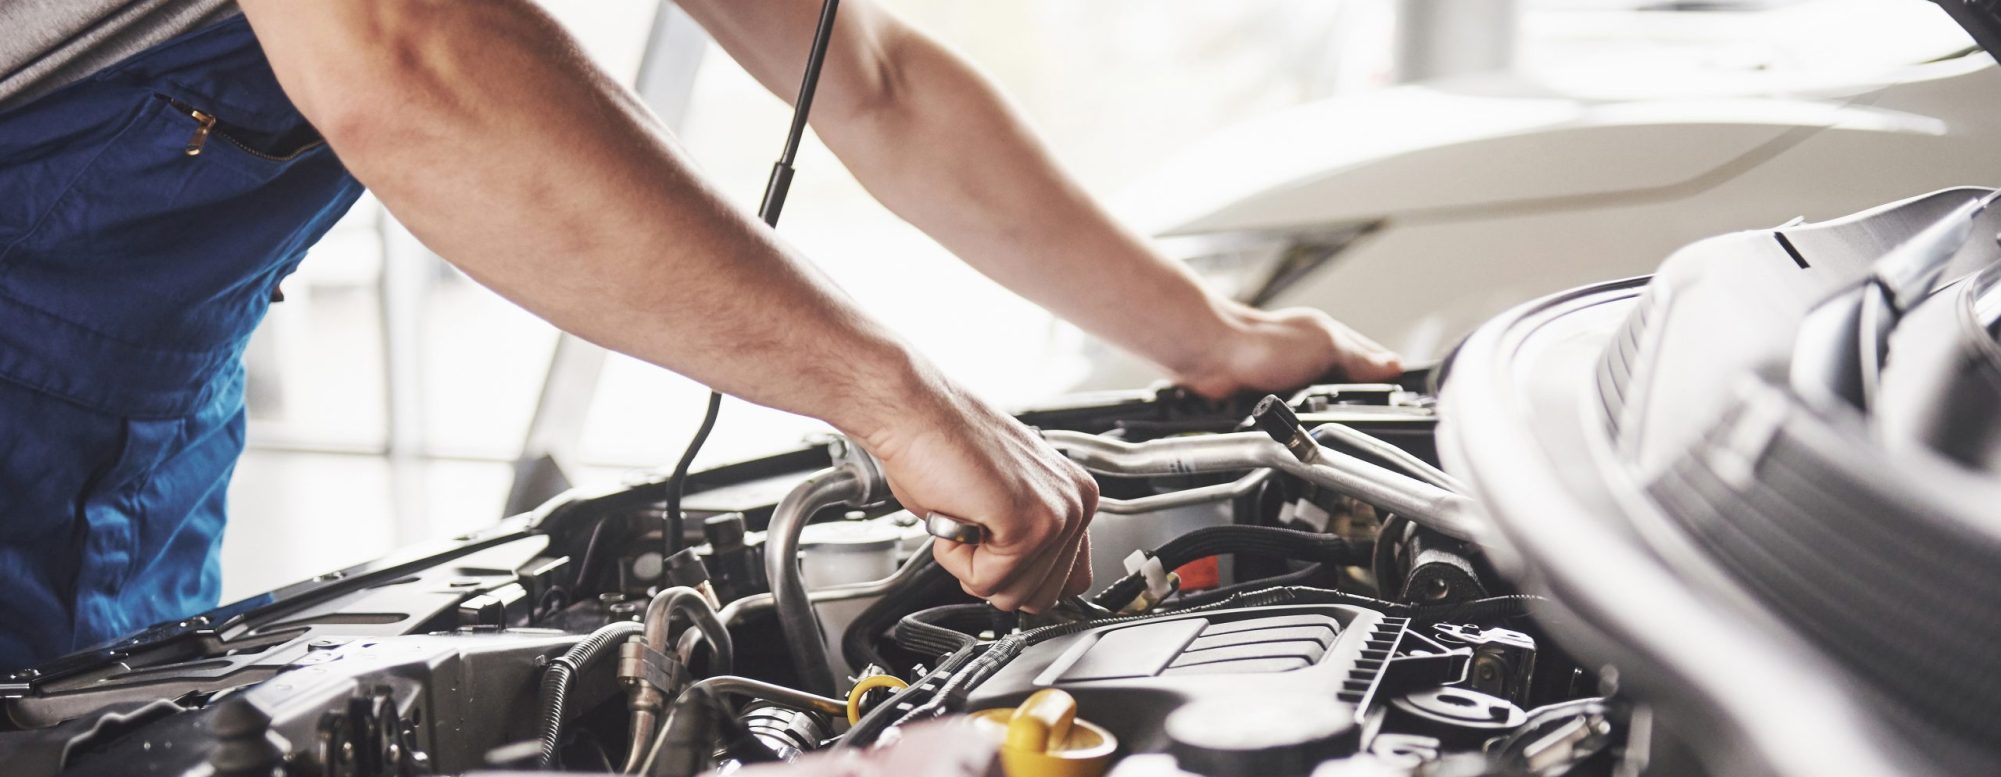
top-left (267, 1), bottom-right (486, 158)
top-left (819, 24), bottom-right (924, 134)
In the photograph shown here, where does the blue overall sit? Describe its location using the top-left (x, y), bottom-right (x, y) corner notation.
top-left (0, 16), bottom-right (363, 670)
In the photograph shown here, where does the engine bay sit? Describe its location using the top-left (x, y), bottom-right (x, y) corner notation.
top-left (26, 179), bottom-right (2001, 777)
top-left (0, 381), bottom-right (1629, 777)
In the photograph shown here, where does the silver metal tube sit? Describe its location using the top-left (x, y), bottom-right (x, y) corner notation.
top-left (1308, 423), bottom-right (1465, 492)
top-left (763, 467), bottom-right (863, 696)
top-left (1045, 429), bottom-right (1290, 476)
top-left (621, 709), bottom-right (658, 773)
top-left (720, 536), bottom-right (935, 627)
top-left (1096, 469), bottom-right (1272, 514)
top-left (684, 675), bottom-right (848, 716)
top-left (636, 676), bottom-right (851, 776)
top-left (1043, 430), bottom-right (1482, 542)
top-left (640, 587), bottom-right (732, 670)
top-left (624, 586), bottom-right (734, 772)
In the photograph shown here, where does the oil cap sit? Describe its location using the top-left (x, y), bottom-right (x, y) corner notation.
top-left (969, 688), bottom-right (1118, 777)
top-left (1166, 694), bottom-right (1357, 777)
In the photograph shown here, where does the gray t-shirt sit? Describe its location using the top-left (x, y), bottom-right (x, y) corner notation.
top-left (0, 0), bottom-right (239, 111)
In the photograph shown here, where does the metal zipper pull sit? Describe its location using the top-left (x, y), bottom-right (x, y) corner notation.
top-left (183, 108), bottom-right (216, 156)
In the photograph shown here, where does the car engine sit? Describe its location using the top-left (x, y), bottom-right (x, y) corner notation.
top-left (0, 376), bottom-right (1627, 777)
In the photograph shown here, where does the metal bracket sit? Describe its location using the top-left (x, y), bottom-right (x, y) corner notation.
top-left (617, 639), bottom-right (689, 700)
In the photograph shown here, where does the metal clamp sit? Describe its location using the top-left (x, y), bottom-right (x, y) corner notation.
top-left (617, 639), bottom-right (689, 700)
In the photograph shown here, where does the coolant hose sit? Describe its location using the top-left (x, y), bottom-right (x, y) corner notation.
top-left (763, 467), bottom-right (867, 696)
top-left (535, 620), bottom-right (643, 768)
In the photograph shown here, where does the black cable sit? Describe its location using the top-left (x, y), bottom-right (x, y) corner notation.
top-left (534, 620), bottom-right (644, 768)
top-left (571, 511), bottom-right (615, 591)
top-left (663, 391), bottom-right (722, 558)
top-left (663, 0), bottom-right (843, 560)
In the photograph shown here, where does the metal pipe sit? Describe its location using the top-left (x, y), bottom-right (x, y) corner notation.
top-left (623, 586), bottom-right (734, 772)
top-left (1308, 423), bottom-right (1464, 492)
top-left (763, 467), bottom-right (866, 696)
top-left (721, 536), bottom-right (936, 627)
top-left (622, 709), bottom-right (659, 773)
top-left (1097, 469), bottom-right (1272, 514)
top-left (637, 676), bottom-right (850, 776)
top-left (640, 586), bottom-right (733, 674)
top-left (684, 675), bottom-right (847, 716)
top-left (1042, 430), bottom-right (1482, 542)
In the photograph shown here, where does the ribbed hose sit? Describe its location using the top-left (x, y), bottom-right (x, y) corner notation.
top-left (841, 554), bottom-right (956, 672)
top-left (535, 620), bottom-right (644, 768)
top-left (1090, 525), bottom-right (1372, 610)
top-left (893, 604), bottom-right (989, 657)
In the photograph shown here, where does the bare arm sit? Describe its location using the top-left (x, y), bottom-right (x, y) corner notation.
top-left (679, 0), bottom-right (1401, 395)
top-left (238, 0), bottom-right (1094, 612)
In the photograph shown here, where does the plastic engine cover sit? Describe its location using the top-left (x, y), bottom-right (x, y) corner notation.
top-left (966, 604), bottom-right (1405, 754)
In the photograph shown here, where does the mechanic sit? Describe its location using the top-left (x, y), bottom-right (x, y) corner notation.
top-left (0, 0), bottom-right (1400, 671)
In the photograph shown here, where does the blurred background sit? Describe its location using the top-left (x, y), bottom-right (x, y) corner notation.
top-left (220, 0), bottom-right (1980, 599)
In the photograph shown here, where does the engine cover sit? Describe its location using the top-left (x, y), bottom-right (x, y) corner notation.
top-left (967, 604), bottom-right (1405, 754)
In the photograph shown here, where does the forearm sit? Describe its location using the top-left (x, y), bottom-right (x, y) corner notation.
top-left (812, 31), bottom-right (1244, 380)
top-left (238, 0), bottom-right (940, 441)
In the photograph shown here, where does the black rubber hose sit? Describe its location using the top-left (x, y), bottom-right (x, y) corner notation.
top-left (1090, 525), bottom-right (1372, 610)
top-left (892, 603), bottom-right (990, 657)
top-left (535, 620), bottom-right (644, 769)
top-left (839, 553), bottom-right (956, 673)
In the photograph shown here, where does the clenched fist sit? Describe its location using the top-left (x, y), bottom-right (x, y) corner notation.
top-left (855, 380), bottom-right (1097, 613)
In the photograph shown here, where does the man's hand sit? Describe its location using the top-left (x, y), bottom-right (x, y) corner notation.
top-left (855, 384), bottom-right (1097, 614)
top-left (1177, 303), bottom-right (1404, 400)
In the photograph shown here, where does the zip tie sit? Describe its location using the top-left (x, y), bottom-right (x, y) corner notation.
top-left (1123, 550), bottom-right (1175, 605)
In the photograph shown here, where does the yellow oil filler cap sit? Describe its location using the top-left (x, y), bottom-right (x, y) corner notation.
top-left (969, 689), bottom-right (1118, 777)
